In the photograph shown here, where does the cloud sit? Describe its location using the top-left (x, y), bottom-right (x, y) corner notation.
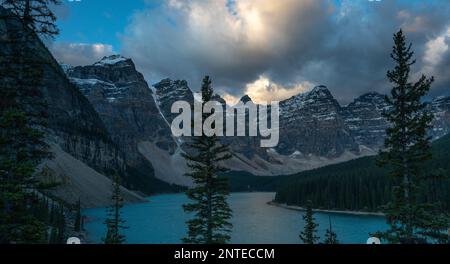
top-left (119, 0), bottom-right (450, 102)
top-left (418, 26), bottom-right (450, 92)
top-left (49, 42), bottom-right (114, 66)
top-left (422, 26), bottom-right (450, 72)
top-left (244, 76), bottom-right (313, 104)
top-left (222, 76), bottom-right (313, 105)
top-left (121, 0), bottom-right (331, 91)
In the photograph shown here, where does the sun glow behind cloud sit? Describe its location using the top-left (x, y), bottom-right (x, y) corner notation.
top-left (222, 76), bottom-right (314, 105)
top-left (121, 0), bottom-right (328, 101)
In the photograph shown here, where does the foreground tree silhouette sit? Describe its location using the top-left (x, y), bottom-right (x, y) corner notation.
top-left (375, 30), bottom-right (449, 244)
top-left (299, 200), bottom-right (319, 244)
top-left (103, 174), bottom-right (127, 244)
top-left (0, 0), bottom-right (60, 243)
top-left (182, 76), bottom-right (233, 244)
top-left (323, 216), bottom-right (339, 244)
top-left (74, 199), bottom-right (82, 232)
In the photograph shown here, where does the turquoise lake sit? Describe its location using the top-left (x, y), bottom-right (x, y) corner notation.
top-left (83, 192), bottom-right (387, 244)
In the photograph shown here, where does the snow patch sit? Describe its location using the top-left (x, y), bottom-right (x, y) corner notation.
top-left (94, 55), bottom-right (129, 66)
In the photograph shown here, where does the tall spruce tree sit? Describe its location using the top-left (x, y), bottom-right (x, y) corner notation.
top-left (182, 76), bottom-right (233, 244)
top-left (74, 199), bottom-right (82, 232)
top-left (0, 0), bottom-right (59, 244)
top-left (103, 174), bottom-right (127, 244)
top-left (299, 200), bottom-right (319, 244)
top-left (323, 216), bottom-right (339, 244)
top-left (375, 29), bottom-right (449, 244)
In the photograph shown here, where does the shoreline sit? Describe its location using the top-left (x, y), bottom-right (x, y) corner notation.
top-left (267, 201), bottom-right (385, 217)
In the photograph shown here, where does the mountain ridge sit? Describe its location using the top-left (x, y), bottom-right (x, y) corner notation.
top-left (63, 54), bottom-right (450, 187)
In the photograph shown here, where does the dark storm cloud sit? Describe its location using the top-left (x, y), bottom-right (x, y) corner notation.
top-left (120, 0), bottom-right (450, 103)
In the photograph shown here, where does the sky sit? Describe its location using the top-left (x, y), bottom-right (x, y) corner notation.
top-left (50, 0), bottom-right (450, 104)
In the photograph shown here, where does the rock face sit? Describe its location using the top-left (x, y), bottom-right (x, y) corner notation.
top-left (66, 56), bottom-right (178, 192)
top-left (68, 56), bottom-right (176, 156)
top-left (341, 93), bottom-right (450, 148)
top-left (0, 8), bottom-right (123, 174)
top-left (57, 56), bottom-right (450, 185)
top-left (277, 86), bottom-right (358, 157)
top-left (0, 9), bottom-right (143, 207)
top-left (153, 78), bottom-right (195, 124)
top-left (341, 92), bottom-right (390, 149)
top-left (430, 96), bottom-right (450, 139)
top-left (42, 60), bottom-right (125, 174)
top-left (139, 77), bottom-right (450, 181)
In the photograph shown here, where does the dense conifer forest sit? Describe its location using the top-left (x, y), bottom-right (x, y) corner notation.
top-left (274, 134), bottom-right (450, 212)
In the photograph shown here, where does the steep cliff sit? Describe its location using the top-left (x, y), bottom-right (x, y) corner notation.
top-left (0, 10), bottom-right (162, 206)
top-left (66, 56), bottom-right (181, 191)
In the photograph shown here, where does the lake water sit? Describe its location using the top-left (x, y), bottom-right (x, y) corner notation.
top-left (83, 192), bottom-right (387, 244)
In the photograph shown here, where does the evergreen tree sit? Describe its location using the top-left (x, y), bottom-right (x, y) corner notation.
top-left (0, 0), bottom-right (59, 244)
top-left (299, 200), bottom-right (319, 244)
top-left (103, 174), bottom-right (127, 244)
top-left (81, 216), bottom-right (85, 231)
top-left (1, 0), bottom-right (59, 36)
top-left (74, 199), bottom-right (82, 232)
top-left (182, 76), bottom-right (233, 244)
top-left (48, 226), bottom-right (58, 244)
top-left (323, 216), bottom-right (339, 244)
top-left (56, 205), bottom-right (65, 244)
top-left (375, 29), bottom-right (449, 244)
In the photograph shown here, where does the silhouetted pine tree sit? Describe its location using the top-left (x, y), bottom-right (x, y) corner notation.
top-left (299, 200), bottom-right (319, 244)
top-left (0, 0), bottom-right (59, 244)
top-left (182, 76), bottom-right (233, 244)
top-left (323, 216), bottom-right (339, 244)
top-left (74, 199), bottom-right (82, 232)
top-left (56, 205), bottom-right (65, 243)
top-left (375, 29), bottom-right (449, 244)
top-left (103, 174), bottom-right (127, 244)
top-left (48, 226), bottom-right (58, 244)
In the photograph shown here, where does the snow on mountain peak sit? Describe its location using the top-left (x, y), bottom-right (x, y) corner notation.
top-left (94, 55), bottom-right (129, 66)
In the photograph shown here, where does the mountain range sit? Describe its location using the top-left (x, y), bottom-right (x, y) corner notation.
top-left (2, 10), bottom-right (449, 207)
top-left (64, 55), bottom-right (450, 185)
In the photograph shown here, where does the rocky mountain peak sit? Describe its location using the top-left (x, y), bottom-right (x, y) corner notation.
top-left (154, 78), bottom-right (190, 96)
top-left (65, 55), bottom-right (178, 192)
top-left (153, 78), bottom-right (193, 104)
top-left (347, 92), bottom-right (389, 110)
top-left (212, 94), bottom-right (226, 105)
top-left (67, 54), bottom-right (149, 103)
top-left (94, 54), bottom-right (131, 67)
top-left (340, 92), bottom-right (390, 149)
top-left (307, 85), bottom-right (333, 99)
top-left (240, 95), bottom-right (252, 103)
top-left (153, 78), bottom-right (194, 123)
top-left (277, 84), bottom-right (357, 157)
top-left (350, 92), bottom-right (388, 110)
